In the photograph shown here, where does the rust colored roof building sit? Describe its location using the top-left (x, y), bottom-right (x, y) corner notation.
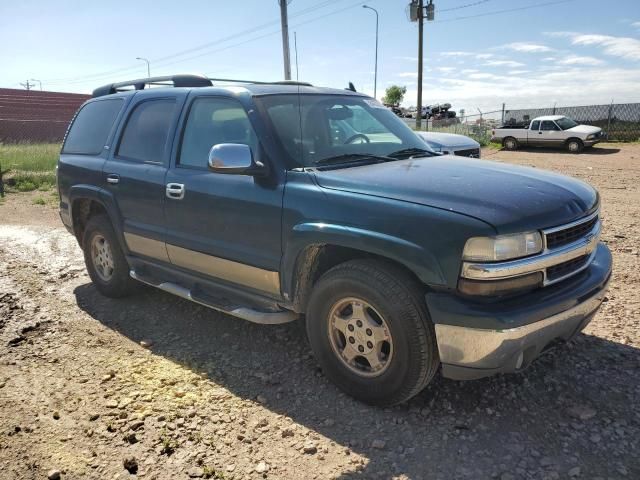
top-left (0, 88), bottom-right (90, 143)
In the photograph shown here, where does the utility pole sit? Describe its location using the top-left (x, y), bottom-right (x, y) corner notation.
top-left (410, 1), bottom-right (434, 130)
top-left (416, 0), bottom-right (424, 129)
top-left (20, 80), bottom-right (35, 91)
top-left (279, 0), bottom-right (292, 80)
top-left (136, 57), bottom-right (151, 78)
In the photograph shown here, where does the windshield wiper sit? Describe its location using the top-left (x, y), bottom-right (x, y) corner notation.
top-left (387, 147), bottom-right (434, 159)
top-left (312, 153), bottom-right (394, 167)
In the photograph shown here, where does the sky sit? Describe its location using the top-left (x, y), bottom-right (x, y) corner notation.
top-left (1, 0), bottom-right (639, 114)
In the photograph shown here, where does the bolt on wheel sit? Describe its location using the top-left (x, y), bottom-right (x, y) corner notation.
top-left (327, 297), bottom-right (393, 377)
top-left (91, 234), bottom-right (115, 282)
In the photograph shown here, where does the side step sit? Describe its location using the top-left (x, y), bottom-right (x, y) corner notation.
top-left (130, 270), bottom-right (298, 325)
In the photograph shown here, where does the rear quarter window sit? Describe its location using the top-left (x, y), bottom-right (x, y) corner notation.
top-left (62, 99), bottom-right (124, 155)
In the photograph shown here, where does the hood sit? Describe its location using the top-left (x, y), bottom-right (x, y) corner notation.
top-left (416, 131), bottom-right (480, 148)
top-left (314, 156), bottom-right (598, 232)
top-left (566, 124), bottom-right (601, 135)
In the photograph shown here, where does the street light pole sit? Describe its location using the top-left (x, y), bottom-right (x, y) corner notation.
top-left (362, 5), bottom-right (379, 100)
top-left (136, 57), bottom-right (151, 77)
top-left (30, 79), bottom-right (42, 90)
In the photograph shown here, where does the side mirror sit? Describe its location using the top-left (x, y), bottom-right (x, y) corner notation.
top-left (208, 143), bottom-right (265, 176)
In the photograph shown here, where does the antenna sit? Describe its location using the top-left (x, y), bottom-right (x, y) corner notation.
top-left (294, 31), bottom-right (300, 82)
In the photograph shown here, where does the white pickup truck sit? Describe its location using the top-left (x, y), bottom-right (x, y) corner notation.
top-left (491, 115), bottom-right (604, 153)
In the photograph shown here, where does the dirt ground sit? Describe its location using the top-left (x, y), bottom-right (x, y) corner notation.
top-left (0, 144), bottom-right (638, 480)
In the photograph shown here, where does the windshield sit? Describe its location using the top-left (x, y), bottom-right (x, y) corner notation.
top-left (256, 94), bottom-right (434, 167)
top-left (555, 117), bottom-right (579, 130)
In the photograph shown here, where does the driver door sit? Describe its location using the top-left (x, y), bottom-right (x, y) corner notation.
top-left (163, 95), bottom-right (284, 296)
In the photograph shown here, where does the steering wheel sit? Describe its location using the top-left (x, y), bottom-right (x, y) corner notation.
top-left (344, 133), bottom-right (370, 144)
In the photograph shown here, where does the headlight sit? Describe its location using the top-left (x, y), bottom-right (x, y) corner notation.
top-left (586, 134), bottom-right (595, 140)
top-left (462, 231), bottom-right (543, 262)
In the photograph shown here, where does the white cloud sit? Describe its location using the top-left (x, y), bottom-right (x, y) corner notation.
top-left (484, 60), bottom-right (525, 67)
top-left (508, 70), bottom-right (530, 75)
top-left (396, 72), bottom-right (418, 78)
top-left (468, 72), bottom-right (501, 80)
top-left (558, 55), bottom-right (604, 66)
top-left (542, 57), bottom-right (556, 61)
top-left (436, 66), bottom-right (455, 73)
top-left (547, 32), bottom-right (640, 61)
top-left (396, 56), bottom-right (417, 62)
top-left (461, 68), bottom-right (478, 74)
top-left (632, 21), bottom-right (640, 28)
top-left (476, 53), bottom-right (494, 59)
top-left (440, 51), bottom-right (473, 57)
top-left (502, 42), bottom-right (552, 53)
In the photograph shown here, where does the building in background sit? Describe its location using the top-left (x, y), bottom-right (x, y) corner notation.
top-left (0, 88), bottom-right (89, 143)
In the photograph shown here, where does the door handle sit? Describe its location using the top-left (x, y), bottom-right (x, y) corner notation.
top-left (166, 183), bottom-right (185, 200)
top-left (106, 174), bottom-right (120, 184)
top-left (538, 131), bottom-right (543, 134)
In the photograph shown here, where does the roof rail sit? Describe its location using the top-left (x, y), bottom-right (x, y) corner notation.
top-left (92, 74), bottom-right (314, 97)
top-left (92, 74), bottom-right (212, 97)
top-left (207, 77), bottom-right (313, 87)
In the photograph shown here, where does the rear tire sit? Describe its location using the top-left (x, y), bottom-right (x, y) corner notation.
top-left (566, 138), bottom-right (584, 153)
top-left (306, 259), bottom-right (439, 406)
top-left (82, 215), bottom-right (137, 298)
top-left (503, 137), bottom-right (518, 150)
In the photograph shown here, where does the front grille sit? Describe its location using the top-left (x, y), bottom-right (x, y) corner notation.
top-left (454, 148), bottom-right (480, 158)
top-left (546, 255), bottom-right (589, 281)
top-left (545, 215), bottom-right (598, 249)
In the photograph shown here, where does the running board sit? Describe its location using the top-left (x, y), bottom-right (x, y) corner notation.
top-left (130, 270), bottom-right (297, 325)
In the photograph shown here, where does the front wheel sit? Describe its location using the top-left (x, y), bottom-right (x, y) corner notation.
top-left (566, 138), bottom-right (584, 153)
top-left (306, 260), bottom-right (439, 406)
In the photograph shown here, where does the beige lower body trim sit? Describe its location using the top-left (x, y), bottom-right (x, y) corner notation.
top-left (124, 232), bottom-right (170, 262)
top-left (124, 232), bottom-right (280, 295)
top-left (166, 244), bottom-right (280, 296)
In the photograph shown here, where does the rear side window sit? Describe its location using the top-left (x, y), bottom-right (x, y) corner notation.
top-left (530, 120), bottom-right (540, 130)
top-left (117, 99), bottom-right (176, 163)
top-left (62, 99), bottom-right (123, 155)
top-left (541, 120), bottom-right (559, 131)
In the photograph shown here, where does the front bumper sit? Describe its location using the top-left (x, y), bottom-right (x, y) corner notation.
top-left (428, 242), bottom-right (611, 380)
top-left (584, 138), bottom-right (602, 147)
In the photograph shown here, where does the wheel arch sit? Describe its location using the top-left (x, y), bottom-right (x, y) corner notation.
top-left (68, 185), bottom-right (124, 250)
top-left (282, 223), bottom-right (446, 313)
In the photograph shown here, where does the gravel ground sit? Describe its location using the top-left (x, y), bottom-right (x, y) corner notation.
top-left (0, 143), bottom-right (638, 480)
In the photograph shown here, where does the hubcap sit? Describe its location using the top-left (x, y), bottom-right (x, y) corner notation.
top-left (327, 297), bottom-right (393, 377)
top-left (91, 234), bottom-right (115, 282)
top-left (569, 142), bottom-right (579, 152)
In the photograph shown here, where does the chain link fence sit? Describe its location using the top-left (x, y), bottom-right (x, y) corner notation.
top-left (503, 103), bottom-right (640, 142)
top-left (404, 102), bottom-right (640, 144)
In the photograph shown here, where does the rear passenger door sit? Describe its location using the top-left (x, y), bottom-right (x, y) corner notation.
top-left (103, 92), bottom-right (185, 263)
top-left (163, 95), bottom-right (284, 297)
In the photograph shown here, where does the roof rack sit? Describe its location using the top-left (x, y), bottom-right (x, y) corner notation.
top-left (92, 74), bottom-right (314, 98)
top-left (92, 74), bottom-right (212, 97)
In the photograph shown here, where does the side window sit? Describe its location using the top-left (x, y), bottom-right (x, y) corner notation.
top-left (541, 120), bottom-right (559, 131)
top-left (62, 99), bottom-right (123, 155)
top-left (179, 97), bottom-right (258, 168)
top-left (117, 99), bottom-right (176, 162)
top-left (530, 120), bottom-right (540, 131)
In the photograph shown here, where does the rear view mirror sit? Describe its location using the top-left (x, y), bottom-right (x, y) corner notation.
top-left (327, 106), bottom-right (353, 121)
top-left (208, 143), bottom-right (265, 176)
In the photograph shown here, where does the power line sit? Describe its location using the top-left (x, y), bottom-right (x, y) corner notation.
top-left (434, 0), bottom-right (576, 23)
top-left (438, 0), bottom-right (490, 13)
top-left (43, 0), bottom-right (346, 86)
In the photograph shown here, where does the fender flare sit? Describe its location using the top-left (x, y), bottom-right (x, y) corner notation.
top-left (281, 222), bottom-right (447, 297)
top-left (68, 185), bottom-right (127, 252)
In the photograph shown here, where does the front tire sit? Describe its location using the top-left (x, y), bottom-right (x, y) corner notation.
top-left (306, 260), bottom-right (439, 406)
top-left (566, 138), bottom-right (584, 153)
top-left (82, 215), bottom-right (137, 298)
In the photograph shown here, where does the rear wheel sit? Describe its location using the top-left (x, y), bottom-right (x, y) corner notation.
top-left (82, 215), bottom-right (137, 298)
top-left (566, 138), bottom-right (584, 153)
top-left (306, 259), bottom-right (439, 406)
top-left (503, 137), bottom-right (518, 150)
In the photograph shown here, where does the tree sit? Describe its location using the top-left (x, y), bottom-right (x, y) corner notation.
top-left (382, 85), bottom-right (407, 106)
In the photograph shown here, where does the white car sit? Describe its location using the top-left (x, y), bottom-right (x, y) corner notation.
top-left (416, 131), bottom-right (481, 158)
top-left (491, 115), bottom-right (603, 153)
